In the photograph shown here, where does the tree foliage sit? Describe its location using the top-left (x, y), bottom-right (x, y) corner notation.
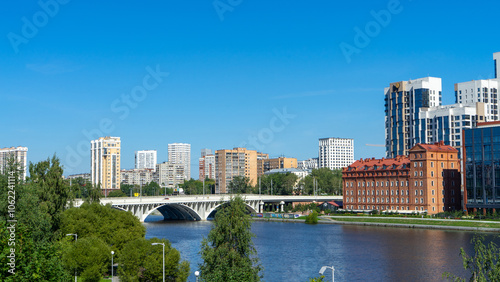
top-left (62, 236), bottom-right (111, 282)
top-left (444, 235), bottom-right (500, 281)
top-left (0, 155), bottom-right (71, 280)
top-left (199, 196), bottom-right (262, 281)
top-left (118, 238), bottom-right (190, 282)
top-left (259, 173), bottom-right (298, 195)
top-left (299, 168), bottom-right (342, 195)
top-left (60, 202), bottom-right (146, 252)
top-left (227, 176), bottom-right (252, 194)
top-left (305, 211), bottom-right (319, 224)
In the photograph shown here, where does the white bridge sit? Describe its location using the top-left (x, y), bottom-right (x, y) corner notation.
top-left (74, 194), bottom-right (342, 222)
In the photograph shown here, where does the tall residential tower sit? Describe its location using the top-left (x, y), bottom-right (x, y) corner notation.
top-left (91, 137), bottom-right (121, 194)
top-left (318, 138), bottom-right (354, 170)
top-left (385, 77), bottom-right (442, 158)
top-left (168, 143), bottom-right (191, 180)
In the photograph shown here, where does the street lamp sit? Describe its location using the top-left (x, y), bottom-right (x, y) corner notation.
top-left (319, 265), bottom-right (335, 282)
top-left (111, 251), bottom-right (114, 280)
top-left (66, 233), bottom-right (78, 282)
top-left (152, 243), bottom-right (165, 282)
top-left (194, 270), bottom-right (200, 282)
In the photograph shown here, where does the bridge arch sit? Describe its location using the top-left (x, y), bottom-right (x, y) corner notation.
top-left (142, 203), bottom-right (202, 222)
top-left (206, 202), bottom-right (257, 219)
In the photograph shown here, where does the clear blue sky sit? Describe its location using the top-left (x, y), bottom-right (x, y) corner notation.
top-left (1, 0), bottom-right (499, 177)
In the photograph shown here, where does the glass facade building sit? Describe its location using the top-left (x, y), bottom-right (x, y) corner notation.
top-left (464, 123), bottom-right (500, 211)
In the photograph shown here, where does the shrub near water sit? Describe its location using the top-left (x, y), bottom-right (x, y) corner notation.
top-left (305, 211), bottom-right (319, 224)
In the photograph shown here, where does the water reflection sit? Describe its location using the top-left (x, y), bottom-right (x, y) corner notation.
top-left (144, 216), bottom-right (496, 282)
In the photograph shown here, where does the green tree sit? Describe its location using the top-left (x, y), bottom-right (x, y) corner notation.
top-left (199, 196), bottom-right (262, 281)
top-left (62, 236), bottom-right (111, 282)
top-left (28, 155), bottom-right (74, 233)
top-left (108, 190), bottom-right (127, 197)
top-left (120, 183), bottom-right (134, 196)
top-left (118, 238), bottom-right (190, 282)
top-left (0, 156), bottom-right (71, 280)
top-left (227, 176), bottom-right (252, 194)
top-left (181, 179), bottom-right (203, 195)
top-left (260, 173), bottom-right (298, 195)
top-left (443, 235), bottom-right (500, 281)
top-left (60, 203), bottom-right (145, 252)
top-left (143, 181), bottom-right (161, 196)
top-left (299, 168), bottom-right (342, 195)
top-left (305, 211), bottom-right (319, 224)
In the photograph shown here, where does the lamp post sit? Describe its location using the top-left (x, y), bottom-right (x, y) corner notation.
top-left (319, 265), bottom-right (335, 282)
top-left (194, 270), bottom-right (200, 282)
top-left (152, 243), bottom-right (165, 282)
top-left (66, 233), bottom-right (78, 282)
top-left (111, 251), bottom-right (114, 280)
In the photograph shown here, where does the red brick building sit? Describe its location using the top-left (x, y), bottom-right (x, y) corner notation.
top-left (342, 142), bottom-right (461, 214)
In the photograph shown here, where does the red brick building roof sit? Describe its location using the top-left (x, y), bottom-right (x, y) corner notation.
top-left (410, 141), bottom-right (458, 153)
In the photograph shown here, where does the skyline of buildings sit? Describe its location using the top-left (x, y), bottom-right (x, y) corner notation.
top-left (385, 53), bottom-right (500, 158)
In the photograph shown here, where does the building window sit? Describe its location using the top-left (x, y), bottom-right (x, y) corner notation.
top-left (431, 181), bottom-right (434, 186)
top-left (432, 198), bottom-right (435, 203)
top-left (419, 162), bottom-right (423, 167)
top-left (420, 181), bottom-right (423, 187)
top-left (451, 163), bottom-right (454, 168)
top-left (431, 162), bottom-right (434, 167)
top-left (420, 171), bottom-right (423, 177)
top-left (420, 189), bottom-right (423, 195)
top-left (441, 162), bottom-right (444, 168)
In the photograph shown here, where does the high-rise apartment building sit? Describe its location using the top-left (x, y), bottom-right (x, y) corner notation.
top-left (258, 157), bottom-right (297, 176)
top-left (385, 77), bottom-right (443, 158)
top-left (343, 142), bottom-right (461, 214)
top-left (0, 146), bottom-right (28, 180)
top-left (417, 103), bottom-right (483, 154)
top-left (199, 149), bottom-right (216, 180)
top-left (215, 148), bottom-right (265, 194)
top-left (168, 143), bottom-right (191, 180)
top-left (318, 138), bottom-right (354, 170)
top-left (455, 79), bottom-right (498, 121)
top-left (135, 150), bottom-right (157, 171)
top-left (91, 137), bottom-right (121, 194)
top-left (155, 161), bottom-right (186, 188)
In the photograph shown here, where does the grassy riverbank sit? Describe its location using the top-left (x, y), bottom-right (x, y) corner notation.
top-left (329, 217), bottom-right (500, 229)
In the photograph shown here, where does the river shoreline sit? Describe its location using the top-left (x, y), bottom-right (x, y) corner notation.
top-left (251, 217), bottom-right (500, 232)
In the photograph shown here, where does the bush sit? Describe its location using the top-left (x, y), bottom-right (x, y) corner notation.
top-left (305, 211), bottom-right (319, 224)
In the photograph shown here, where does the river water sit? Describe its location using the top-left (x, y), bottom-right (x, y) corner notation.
top-left (144, 216), bottom-right (496, 282)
